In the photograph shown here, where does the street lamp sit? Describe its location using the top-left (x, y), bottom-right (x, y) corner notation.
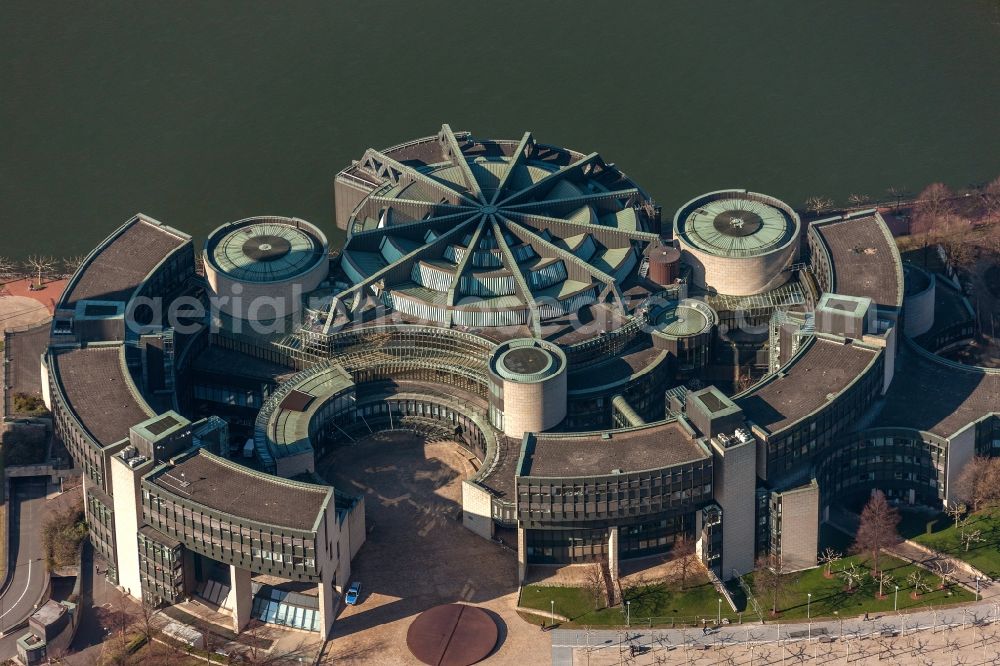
top-left (807, 593), bottom-right (812, 640)
top-left (834, 610), bottom-right (842, 637)
top-left (894, 585), bottom-right (899, 612)
top-left (626, 600), bottom-right (631, 627)
top-left (717, 598), bottom-right (722, 625)
top-left (976, 576), bottom-right (981, 602)
top-left (550, 600), bottom-right (554, 626)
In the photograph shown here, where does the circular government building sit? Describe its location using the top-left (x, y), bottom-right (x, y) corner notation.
top-left (34, 124), bottom-right (998, 640)
top-left (203, 216), bottom-right (329, 319)
top-left (674, 189), bottom-right (801, 296)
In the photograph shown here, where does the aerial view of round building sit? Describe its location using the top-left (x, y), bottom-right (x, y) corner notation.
top-left (29, 124), bottom-right (998, 641)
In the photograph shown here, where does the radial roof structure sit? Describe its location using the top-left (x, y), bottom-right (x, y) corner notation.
top-left (336, 125), bottom-right (662, 335)
top-left (652, 299), bottom-right (716, 339)
top-left (676, 191), bottom-right (799, 258)
top-left (206, 217), bottom-right (328, 283)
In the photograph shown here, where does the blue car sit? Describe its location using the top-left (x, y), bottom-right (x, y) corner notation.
top-left (345, 582), bottom-right (361, 605)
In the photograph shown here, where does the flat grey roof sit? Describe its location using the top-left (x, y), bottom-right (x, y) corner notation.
top-left (51, 345), bottom-right (153, 447)
top-left (738, 336), bottom-right (880, 435)
top-left (812, 213), bottom-right (903, 310)
top-left (875, 342), bottom-right (999, 438)
top-left (146, 450), bottom-right (331, 531)
top-left (4, 321), bottom-right (50, 400)
top-left (61, 216), bottom-right (188, 308)
top-left (522, 420), bottom-right (708, 478)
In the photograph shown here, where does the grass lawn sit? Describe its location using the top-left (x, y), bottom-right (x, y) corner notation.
top-left (520, 572), bottom-right (742, 627)
top-left (750, 554), bottom-right (974, 621)
top-left (913, 509), bottom-right (1000, 577)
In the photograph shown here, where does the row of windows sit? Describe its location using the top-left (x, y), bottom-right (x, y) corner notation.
top-left (764, 354), bottom-right (883, 479)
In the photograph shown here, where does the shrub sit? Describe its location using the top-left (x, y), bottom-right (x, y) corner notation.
top-left (42, 504), bottom-right (87, 568)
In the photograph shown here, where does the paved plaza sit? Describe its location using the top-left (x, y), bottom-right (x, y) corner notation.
top-left (317, 432), bottom-right (549, 664)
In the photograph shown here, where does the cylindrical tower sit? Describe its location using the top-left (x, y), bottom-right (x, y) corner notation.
top-left (647, 244), bottom-right (682, 286)
top-left (903, 263), bottom-right (936, 338)
top-left (673, 190), bottom-right (801, 296)
top-left (203, 216), bottom-right (329, 319)
top-left (650, 298), bottom-right (717, 371)
top-left (488, 338), bottom-right (567, 438)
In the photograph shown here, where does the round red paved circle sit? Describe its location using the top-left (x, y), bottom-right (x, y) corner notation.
top-left (406, 603), bottom-right (498, 666)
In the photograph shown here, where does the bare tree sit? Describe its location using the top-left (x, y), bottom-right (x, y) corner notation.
top-left (875, 571), bottom-right (894, 599)
top-left (0, 256), bottom-right (17, 281)
top-left (908, 570), bottom-right (932, 598)
top-left (584, 563), bottom-right (605, 610)
top-left (886, 185), bottom-right (907, 209)
top-left (847, 193), bottom-right (871, 207)
top-left (946, 502), bottom-right (968, 529)
top-left (818, 547), bottom-right (842, 578)
top-left (61, 254), bottom-right (87, 277)
top-left (753, 554), bottom-right (788, 616)
top-left (961, 527), bottom-right (984, 552)
top-left (933, 559), bottom-right (956, 589)
top-left (99, 590), bottom-right (136, 665)
top-left (804, 196), bottom-right (834, 217)
top-left (955, 457), bottom-right (1000, 511)
top-left (839, 561), bottom-right (866, 592)
top-left (24, 255), bottom-right (56, 288)
top-left (670, 533), bottom-right (697, 591)
top-left (982, 174), bottom-right (1000, 222)
top-left (852, 490), bottom-right (901, 574)
top-left (913, 182), bottom-right (955, 234)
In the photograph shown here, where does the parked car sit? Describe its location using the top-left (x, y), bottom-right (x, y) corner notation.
top-left (345, 582), bottom-right (361, 605)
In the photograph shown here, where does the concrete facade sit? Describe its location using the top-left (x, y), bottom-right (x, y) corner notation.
top-left (109, 452), bottom-right (152, 599)
top-left (774, 482), bottom-right (820, 572)
top-left (462, 480), bottom-right (495, 540)
top-left (230, 565), bottom-right (252, 633)
top-left (710, 435), bottom-right (757, 578)
top-left (945, 423), bottom-right (977, 508)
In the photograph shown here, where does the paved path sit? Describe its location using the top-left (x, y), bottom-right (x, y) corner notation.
top-left (550, 599), bottom-right (1000, 664)
top-left (0, 479), bottom-right (49, 634)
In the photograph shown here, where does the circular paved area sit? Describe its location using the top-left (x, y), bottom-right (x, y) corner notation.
top-left (406, 603), bottom-right (497, 666)
top-left (0, 295), bottom-right (51, 331)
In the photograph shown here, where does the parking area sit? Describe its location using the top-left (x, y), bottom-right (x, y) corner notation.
top-left (317, 431), bottom-right (548, 664)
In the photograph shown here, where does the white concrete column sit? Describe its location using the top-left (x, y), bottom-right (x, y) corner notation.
top-left (317, 575), bottom-right (336, 639)
top-left (229, 564), bottom-right (252, 633)
top-left (517, 527), bottom-right (527, 584)
top-left (608, 527), bottom-right (619, 583)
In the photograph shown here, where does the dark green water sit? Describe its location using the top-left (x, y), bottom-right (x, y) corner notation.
top-left (2, 1), bottom-right (999, 260)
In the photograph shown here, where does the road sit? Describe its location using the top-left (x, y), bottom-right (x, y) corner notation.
top-left (0, 479), bottom-right (48, 635)
top-left (0, 479), bottom-right (50, 659)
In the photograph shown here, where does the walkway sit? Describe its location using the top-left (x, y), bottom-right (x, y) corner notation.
top-left (551, 600), bottom-right (1000, 664)
top-left (0, 278), bottom-right (67, 316)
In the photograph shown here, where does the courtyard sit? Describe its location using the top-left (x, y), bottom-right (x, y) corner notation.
top-left (316, 430), bottom-right (548, 664)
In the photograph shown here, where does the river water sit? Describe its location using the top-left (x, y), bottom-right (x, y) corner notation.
top-left (1, 1), bottom-right (998, 259)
